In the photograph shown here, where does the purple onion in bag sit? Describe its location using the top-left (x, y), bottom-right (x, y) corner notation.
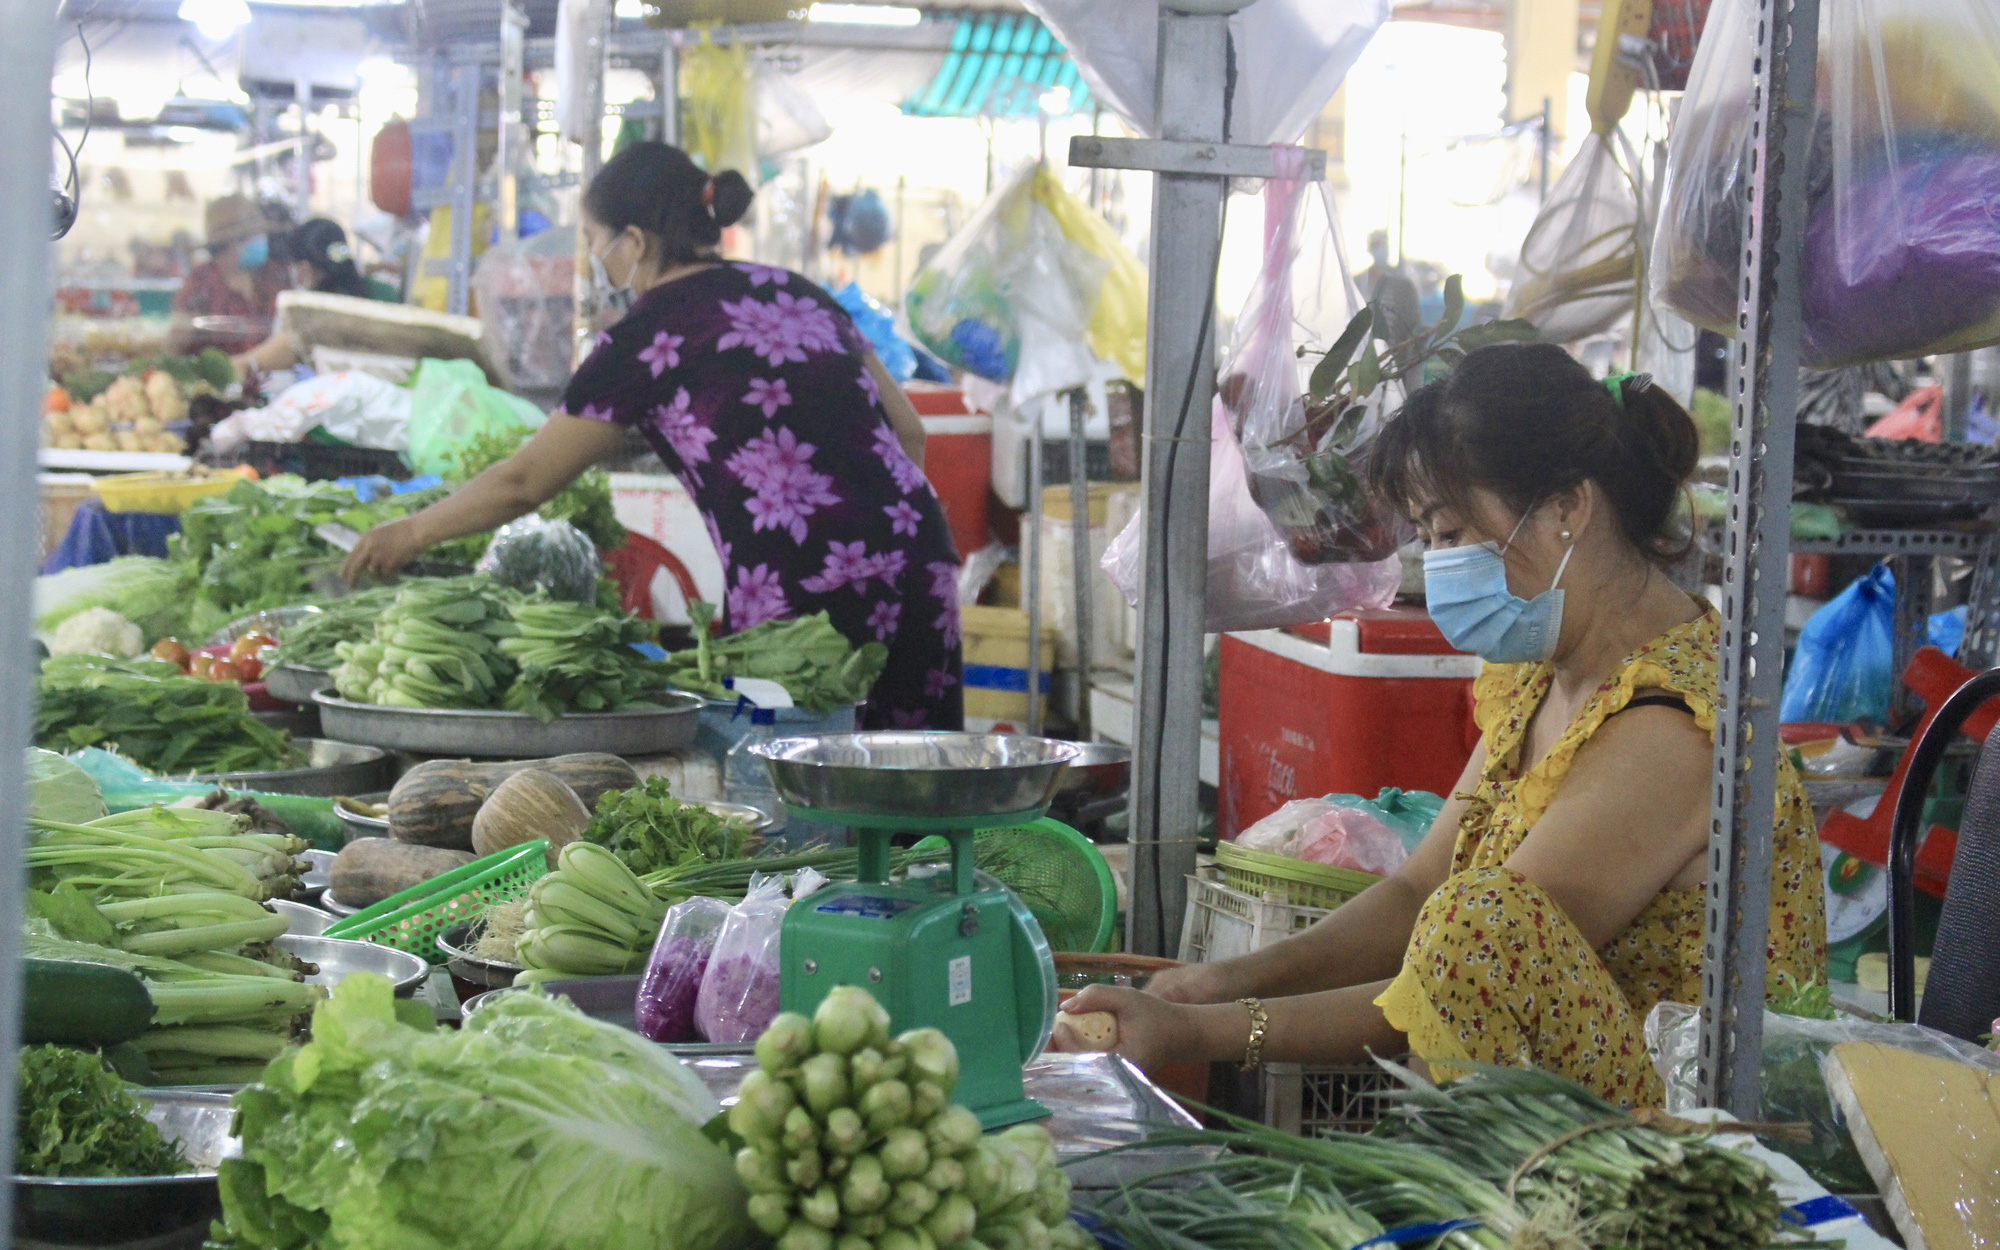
top-left (636, 896), bottom-right (731, 1043)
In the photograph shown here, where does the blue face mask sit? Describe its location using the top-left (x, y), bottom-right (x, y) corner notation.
top-left (237, 234), bottom-right (268, 269)
top-left (1422, 509), bottom-right (1576, 663)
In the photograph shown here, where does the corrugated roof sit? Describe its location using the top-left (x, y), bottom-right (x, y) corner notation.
top-left (900, 11), bottom-right (1089, 119)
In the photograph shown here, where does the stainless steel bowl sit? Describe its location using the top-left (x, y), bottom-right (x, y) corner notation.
top-left (752, 732), bottom-right (1081, 822)
top-left (313, 689), bottom-right (704, 758)
top-left (268, 898), bottom-right (333, 936)
top-left (333, 791), bottom-right (392, 845)
top-left (12, 1089), bottom-right (237, 1247)
top-left (275, 934), bottom-right (429, 997)
top-left (697, 799), bottom-right (776, 836)
top-left (319, 890), bottom-right (362, 917)
top-left (435, 921), bottom-right (524, 990)
top-left (208, 605), bottom-right (323, 647)
top-left (264, 662), bottom-right (332, 706)
top-left (1052, 741), bottom-right (1132, 798)
top-left (296, 848), bottom-right (333, 899)
top-left (191, 738), bottom-right (393, 798)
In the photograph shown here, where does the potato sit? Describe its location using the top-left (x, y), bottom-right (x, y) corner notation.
top-left (52, 433), bottom-right (83, 450)
top-left (329, 837), bottom-right (475, 907)
top-left (82, 433), bottom-right (116, 451)
top-left (43, 409), bottom-right (73, 437)
top-left (150, 431), bottom-right (186, 454)
top-left (71, 403), bottom-right (108, 435)
top-left (133, 416), bottom-right (163, 438)
top-left (114, 430), bottom-right (143, 452)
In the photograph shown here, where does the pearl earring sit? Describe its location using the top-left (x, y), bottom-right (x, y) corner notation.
top-left (1559, 529), bottom-right (1573, 542)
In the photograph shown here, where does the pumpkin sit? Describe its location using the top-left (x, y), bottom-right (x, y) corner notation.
top-left (471, 769), bottom-right (591, 858)
top-left (329, 838), bottom-right (474, 908)
top-left (387, 753), bottom-right (638, 851)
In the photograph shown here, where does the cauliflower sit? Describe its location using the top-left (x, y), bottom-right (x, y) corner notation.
top-left (51, 607), bottom-right (144, 658)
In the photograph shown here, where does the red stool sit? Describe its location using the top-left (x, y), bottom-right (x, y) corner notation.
top-left (603, 533), bottom-right (705, 625)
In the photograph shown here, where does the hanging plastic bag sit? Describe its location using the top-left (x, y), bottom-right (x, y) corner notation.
top-left (1653, 0), bottom-right (2000, 367)
top-left (832, 283), bottom-right (918, 381)
top-left (1778, 562), bottom-right (1895, 724)
top-left (471, 228), bottom-right (577, 393)
top-left (1504, 130), bottom-right (1645, 343)
top-left (476, 516), bottom-right (603, 603)
top-left (1100, 162), bottom-right (1401, 631)
top-left (635, 895), bottom-right (732, 1043)
top-left (404, 358), bottom-right (545, 478)
top-left (1864, 385), bottom-right (1943, 442)
top-left (904, 163), bottom-right (1146, 407)
top-left (1648, 1002), bottom-right (2000, 1194)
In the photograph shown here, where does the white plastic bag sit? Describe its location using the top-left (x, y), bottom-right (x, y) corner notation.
top-left (1099, 161), bottom-right (1400, 633)
top-left (1021, 0), bottom-right (1388, 146)
top-left (1504, 130), bottom-right (1644, 344)
top-left (207, 371), bottom-right (412, 455)
top-left (1234, 797), bottom-right (1343, 855)
top-left (1653, 0), bottom-right (2000, 367)
top-left (472, 227), bottom-right (576, 392)
top-left (1293, 806), bottom-right (1408, 875)
top-left (693, 874), bottom-right (788, 1044)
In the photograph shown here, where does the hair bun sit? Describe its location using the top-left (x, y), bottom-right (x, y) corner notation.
top-left (708, 170), bottom-right (755, 229)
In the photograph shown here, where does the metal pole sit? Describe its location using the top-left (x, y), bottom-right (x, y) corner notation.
top-left (1128, 5), bottom-right (1230, 958)
top-left (497, 2), bottom-right (528, 244)
top-left (295, 78), bottom-right (312, 222)
top-left (1068, 388), bottom-right (1095, 741)
top-left (1026, 407), bottom-right (1045, 737)
top-left (1538, 97), bottom-right (1552, 202)
top-left (1396, 132), bottom-right (1408, 266)
top-left (1, 0), bottom-right (61, 1208)
top-left (1088, 106), bottom-right (1103, 212)
top-left (445, 62), bottom-right (477, 316)
top-left (573, 0), bottom-right (611, 360)
top-left (660, 30), bottom-right (680, 145)
top-left (1944, 353), bottom-right (1974, 443)
top-left (893, 175), bottom-right (906, 311)
top-left (1698, 0), bottom-right (1820, 1116)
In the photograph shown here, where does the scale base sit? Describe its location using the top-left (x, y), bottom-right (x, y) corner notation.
top-left (974, 1096), bottom-right (1051, 1131)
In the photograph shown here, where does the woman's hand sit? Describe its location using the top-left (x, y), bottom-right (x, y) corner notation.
top-left (1050, 985), bottom-right (1220, 1074)
top-left (341, 516), bottom-right (427, 584)
top-left (1142, 960), bottom-right (1237, 1005)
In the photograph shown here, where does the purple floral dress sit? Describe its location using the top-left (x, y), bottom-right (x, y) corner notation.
top-left (560, 263), bottom-right (963, 729)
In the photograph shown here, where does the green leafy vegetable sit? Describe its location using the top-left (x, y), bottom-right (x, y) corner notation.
top-left (449, 427), bottom-right (627, 551)
top-left (266, 586), bottom-right (403, 671)
top-left (219, 974), bottom-right (748, 1250)
top-left (36, 655), bottom-right (297, 775)
top-left (664, 609), bottom-right (888, 712)
top-left (34, 556), bottom-right (195, 646)
top-left (26, 748), bottom-right (109, 825)
top-left (15, 1044), bottom-right (189, 1178)
top-left (583, 777), bottom-right (753, 876)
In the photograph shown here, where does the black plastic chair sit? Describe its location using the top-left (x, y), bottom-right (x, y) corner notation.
top-left (1886, 666), bottom-right (2000, 1038)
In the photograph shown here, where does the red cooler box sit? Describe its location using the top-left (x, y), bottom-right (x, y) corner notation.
top-left (906, 384), bottom-right (991, 559)
top-left (1218, 608), bottom-right (1483, 839)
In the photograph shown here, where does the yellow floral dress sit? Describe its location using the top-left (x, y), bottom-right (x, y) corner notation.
top-left (1374, 604), bottom-right (1826, 1106)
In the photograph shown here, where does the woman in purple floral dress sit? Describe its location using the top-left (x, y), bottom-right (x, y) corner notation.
top-left (343, 144), bottom-right (963, 729)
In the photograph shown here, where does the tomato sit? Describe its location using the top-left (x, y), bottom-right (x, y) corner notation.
top-left (187, 654), bottom-right (214, 680)
top-left (207, 659), bottom-right (244, 684)
top-left (150, 638), bottom-right (191, 668)
top-left (234, 654), bottom-right (264, 682)
top-left (230, 632), bottom-right (277, 663)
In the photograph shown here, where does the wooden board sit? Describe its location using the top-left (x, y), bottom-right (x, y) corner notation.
top-left (1826, 1039), bottom-right (2000, 1250)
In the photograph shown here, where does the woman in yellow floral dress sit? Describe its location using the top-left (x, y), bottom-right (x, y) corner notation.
top-left (1059, 344), bottom-right (1825, 1106)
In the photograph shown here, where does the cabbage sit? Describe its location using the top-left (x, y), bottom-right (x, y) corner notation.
top-left (220, 975), bottom-right (747, 1250)
top-left (33, 557), bottom-right (193, 645)
top-left (25, 749), bottom-right (106, 825)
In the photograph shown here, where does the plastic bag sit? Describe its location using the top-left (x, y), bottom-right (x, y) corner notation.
top-left (1864, 385), bottom-right (1943, 441)
top-left (635, 895), bottom-right (731, 1043)
top-left (693, 874), bottom-right (788, 1044)
top-left (1504, 130), bottom-right (1644, 343)
top-left (904, 163), bottom-right (1146, 407)
top-left (476, 516), bottom-right (603, 604)
top-left (832, 283), bottom-right (917, 381)
top-left (1293, 806), bottom-right (1409, 875)
top-left (1653, 0), bottom-right (2000, 367)
top-left (1778, 562), bottom-right (1894, 724)
top-left (404, 358), bottom-right (546, 478)
top-left (1100, 161), bottom-right (1401, 632)
top-left (208, 372), bottom-right (413, 456)
top-left (472, 227), bottom-right (577, 393)
top-left (1647, 1001), bottom-right (2000, 1193)
top-left (1021, 0), bottom-right (1385, 147)
top-left (1235, 798), bottom-right (1344, 855)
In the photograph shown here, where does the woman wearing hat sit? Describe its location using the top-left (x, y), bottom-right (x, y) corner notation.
top-left (170, 194), bottom-right (288, 356)
top-left (231, 219), bottom-right (397, 375)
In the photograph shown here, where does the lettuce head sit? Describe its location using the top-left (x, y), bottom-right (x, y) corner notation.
top-left (221, 974), bottom-right (747, 1250)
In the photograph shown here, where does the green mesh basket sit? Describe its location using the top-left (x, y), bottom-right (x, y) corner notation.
top-left (974, 818), bottom-right (1118, 954)
top-left (322, 841), bottom-right (549, 961)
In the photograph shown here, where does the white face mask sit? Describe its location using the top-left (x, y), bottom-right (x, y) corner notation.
top-left (589, 233), bottom-right (637, 313)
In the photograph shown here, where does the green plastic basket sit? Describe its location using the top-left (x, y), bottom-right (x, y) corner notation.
top-left (974, 818), bottom-right (1119, 954)
top-left (1214, 841), bottom-right (1378, 911)
top-left (322, 841), bottom-right (549, 962)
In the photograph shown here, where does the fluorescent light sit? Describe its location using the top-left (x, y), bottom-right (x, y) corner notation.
top-left (614, 0), bottom-right (646, 16)
top-left (808, 3), bottom-right (922, 26)
top-left (357, 56), bottom-right (409, 85)
top-left (178, 0), bottom-right (250, 40)
top-left (1039, 86), bottom-right (1071, 114)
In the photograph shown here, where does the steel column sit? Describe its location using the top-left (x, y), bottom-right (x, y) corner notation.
top-left (1068, 389), bottom-right (1095, 741)
top-left (2, 0), bottom-right (61, 1210)
top-left (1699, 0), bottom-right (1821, 1115)
top-left (497, 2), bottom-right (528, 243)
top-left (1026, 408), bottom-right (1045, 737)
top-left (444, 62), bottom-right (479, 316)
top-left (1126, 7), bottom-right (1231, 957)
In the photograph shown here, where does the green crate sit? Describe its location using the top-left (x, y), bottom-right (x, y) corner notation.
top-left (323, 841), bottom-right (549, 961)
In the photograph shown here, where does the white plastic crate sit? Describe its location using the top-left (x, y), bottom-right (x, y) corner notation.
top-left (1263, 1062), bottom-right (1401, 1136)
top-left (1177, 871), bottom-right (1331, 964)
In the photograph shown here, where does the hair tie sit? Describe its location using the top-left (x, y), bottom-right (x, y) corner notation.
top-left (701, 177), bottom-right (717, 218)
top-left (1604, 371), bottom-right (1653, 408)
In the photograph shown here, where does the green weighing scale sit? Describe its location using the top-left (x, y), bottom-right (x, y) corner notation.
top-left (753, 732), bottom-right (1078, 1129)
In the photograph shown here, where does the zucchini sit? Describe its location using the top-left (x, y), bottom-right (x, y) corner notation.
top-left (22, 957), bottom-right (155, 1047)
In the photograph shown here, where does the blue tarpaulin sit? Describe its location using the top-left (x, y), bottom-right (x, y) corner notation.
top-left (41, 500), bottom-right (180, 574)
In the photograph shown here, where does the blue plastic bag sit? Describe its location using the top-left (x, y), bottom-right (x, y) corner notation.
top-left (831, 283), bottom-right (917, 381)
top-left (1780, 562), bottom-right (1895, 724)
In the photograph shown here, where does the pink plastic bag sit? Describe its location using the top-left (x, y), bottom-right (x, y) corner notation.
top-left (1234, 798), bottom-right (1344, 856)
top-left (1292, 807), bottom-right (1409, 876)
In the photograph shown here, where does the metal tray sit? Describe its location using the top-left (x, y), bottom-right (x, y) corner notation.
top-left (312, 689), bottom-right (703, 758)
top-left (333, 791), bottom-right (390, 845)
top-left (190, 738), bottom-right (393, 797)
top-left (12, 1089), bottom-right (237, 1247)
top-left (754, 732), bottom-right (1080, 822)
top-left (264, 663), bottom-right (331, 706)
